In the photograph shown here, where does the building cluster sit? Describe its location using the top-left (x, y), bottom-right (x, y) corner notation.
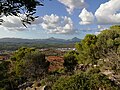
top-left (56, 48), bottom-right (76, 51)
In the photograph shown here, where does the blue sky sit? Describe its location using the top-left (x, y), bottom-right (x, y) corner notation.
top-left (0, 0), bottom-right (120, 39)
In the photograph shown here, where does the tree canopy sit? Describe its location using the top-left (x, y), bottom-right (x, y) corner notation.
top-left (11, 47), bottom-right (49, 81)
top-left (75, 25), bottom-right (120, 65)
top-left (75, 25), bottom-right (120, 83)
top-left (75, 34), bottom-right (98, 65)
top-left (63, 51), bottom-right (78, 73)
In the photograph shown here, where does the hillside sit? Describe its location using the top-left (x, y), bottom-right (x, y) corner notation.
top-left (0, 37), bottom-right (81, 44)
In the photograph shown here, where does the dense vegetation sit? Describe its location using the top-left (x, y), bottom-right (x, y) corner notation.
top-left (0, 25), bottom-right (120, 90)
top-left (52, 70), bottom-right (119, 90)
top-left (0, 47), bottom-right (49, 89)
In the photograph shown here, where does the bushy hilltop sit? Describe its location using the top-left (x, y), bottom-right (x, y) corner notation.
top-left (0, 25), bottom-right (120, 90)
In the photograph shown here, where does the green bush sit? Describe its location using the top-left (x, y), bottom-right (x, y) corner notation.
top-left (52, 72), bottom-right (119, 90)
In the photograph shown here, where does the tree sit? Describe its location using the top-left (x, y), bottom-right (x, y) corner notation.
top-left (63, 51), bottom-right (78, 73)
top-left (96, 25), bottom-right (120, 57)
top-left (75, 34), bottom-right (98, 65)
top-left (96, 26), bottom-right (120, 82)
top-left (0, 47), bottom-right (50, 89)
top-left (23, 51), bottom-right (50, 80)
top-left (0, 0), bottom-right (44, 25)
top-left (11, 47), bottom-right (49, 81)
top-left (73, 25), bottom-right (120, 87)
top-left (75, 25), bottom-right (120, 66)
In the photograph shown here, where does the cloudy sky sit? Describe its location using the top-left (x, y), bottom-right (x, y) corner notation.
top-left (0, 0), bottom-right (120, 39)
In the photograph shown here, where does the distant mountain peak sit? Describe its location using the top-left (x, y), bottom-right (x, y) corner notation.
top-left (48, 37), bottom-right (56, 40)
top-left (72, 37), bottom-right (79, 39)
top-left (70, 37), bottom-right (80, 41)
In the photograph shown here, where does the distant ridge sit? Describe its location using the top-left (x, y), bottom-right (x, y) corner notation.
top-left (0, 37), bottom-right (81, 44)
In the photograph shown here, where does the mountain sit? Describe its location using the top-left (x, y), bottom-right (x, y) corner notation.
top-left (0, 38), bottom-right (31, 43)
top-left (47, 37), bottom-right (58, 40)
top-left (0, 37), bottom-right (81, 44)
top-left (69, 37), bottom-right (80, 42)
top-left (72, 37), bottom-right (80, 41)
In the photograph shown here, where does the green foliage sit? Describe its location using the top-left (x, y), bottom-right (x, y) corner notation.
top-left (96, 26), bottom-right (120, 81)
top-left (23, 51), bottom-right (50, 80)
top-left (96, 26), bottom-right (120, 56)
top-left (63, 51), bottom-right (78, 73)
top-left (41, 75), bottom-right (59, 90)
top-left (75, 25), bottom-right (120, 85)
top-left (0, 61), bottom-right (12, 90)
top-left (11, 47), bottom-right (49, 81)
top-left (75, 25), bottom-right (120, 65)
top-left (11, 47), bottom-right (35, 61)
top-left (75, 34), bottom-right (98, 65)
top-left (86, 67), bottom-right (100, 74)
top-left (110, 25), bottom-right (120, 30)
top-left (52, 71), bottom-right (119, 90)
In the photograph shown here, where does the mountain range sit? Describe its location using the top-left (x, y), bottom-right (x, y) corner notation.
top-left (0, 37), bottom-right (81, 44)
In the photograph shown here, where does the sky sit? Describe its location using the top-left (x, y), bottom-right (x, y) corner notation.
top-left (0, 0), bottom-right (120, 39)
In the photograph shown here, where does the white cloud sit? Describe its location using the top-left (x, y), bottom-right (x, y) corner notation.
top-left (95, 31), bottom-right (101, 35)
top-left (95, 0), bottom-right (120, 24)
top-left (40, 14), bottom-right (74, 34)
top-left (79, 8), bottom-right (94, 25)
top-left (1, 15), bottom-right (27, 31)
top-left (58, 0), bottom-right (87, 14)
top-left (0, 14), bottom-right (75, 34)
top-left (95, 25), bottom-right (110, 35)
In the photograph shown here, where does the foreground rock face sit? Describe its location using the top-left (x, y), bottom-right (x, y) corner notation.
top-left (18, 81), bottom-right (46, 90)
top-left (26, 85), bottom-right (46, 90)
